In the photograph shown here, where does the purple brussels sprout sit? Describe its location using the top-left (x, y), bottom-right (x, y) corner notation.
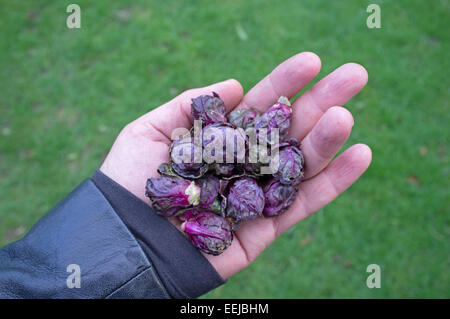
top-left (271, 137), bottom-right (305, 185)
top-left (254, 96), bottom-right (292, 144)
top-left (178, 209), bottom-right (195, 221)
top-left (182, 212), bottom-right (233, 255)
top-left (145, 175), bottom-right (201, 217)
top-left (218, 164), bottom-right (247, 180)
top-left (170, 134), bottom-right (208, 179)
top-left (226, 177), bottom-right (265, 220)
top-left (197, 174), bottom-right (221, 211)
top-left (201, 198), bottom-right (223, 215)
top-left (176, 175), bottom-right (223, 216)
top-left (202, 123), bottom-right (246, 165)
top-left (212, 163), bottom-right (246, 178)
top-left (244, 143), bottom-right (266, 176)
top-left (227, 108), bottom-right (260, 129)
top-left (263, 179), bottom-right (299, 217)
top-left (191, 92), bottom-right (227, 126)
top-left (172, 162), bottom-right (209, 180)
top-left (213, 163), bottom-right (235, 177)
top-left (157, 162), bottom-right (179, 177)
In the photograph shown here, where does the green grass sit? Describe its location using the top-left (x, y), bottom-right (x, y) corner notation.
top-left (0, 0), bottom-right (448, 298)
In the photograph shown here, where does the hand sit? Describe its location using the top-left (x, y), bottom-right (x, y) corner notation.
top-left (100, 52), bottom-right (372, 279)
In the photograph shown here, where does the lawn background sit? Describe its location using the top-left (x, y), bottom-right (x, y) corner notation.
top-left (0, 0), bottom-right (448, 298)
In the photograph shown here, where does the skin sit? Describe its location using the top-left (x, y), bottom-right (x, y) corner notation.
top-left (101, 52), bottom-right (372, 280)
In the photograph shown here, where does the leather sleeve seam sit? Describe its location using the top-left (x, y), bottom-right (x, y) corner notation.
top-left (104, 266), bottom-right (171, 299)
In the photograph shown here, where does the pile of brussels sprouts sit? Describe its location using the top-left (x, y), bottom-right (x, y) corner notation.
top-left (145, 93), bottom-right (305, 255)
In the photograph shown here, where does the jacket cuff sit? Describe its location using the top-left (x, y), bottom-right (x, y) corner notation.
top-left (91, 169), bottom-right (226, 299)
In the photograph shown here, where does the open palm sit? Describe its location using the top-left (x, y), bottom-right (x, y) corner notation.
top-left (100, 52), bottom-right (372, 280)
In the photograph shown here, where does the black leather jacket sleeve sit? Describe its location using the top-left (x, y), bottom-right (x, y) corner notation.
top-left (0, 172), bottom-right (225, 299)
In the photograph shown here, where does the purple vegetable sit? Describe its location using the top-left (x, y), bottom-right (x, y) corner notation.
top-left (271, 137), bottom-right (305, 185)
top-left (170, 134), bottom-right (208, 179)
top-left (254, 96), bottom-right (292, 144)
top-left (157, 162), bottom-right (179, 177)
top-left (201, 198), bottom-right (223, 215)
top-left (191, 92), bottom-right (227, 126)
top-left (213, 163), bottom-right (236, 176)
top-left (197, 174), bottom-right (220, 209)
top-left (202, 123), bottom-right (246, 165)
top-left (145, 175), bottom-right (201, 217)
top-left (227, 108), bottom-right (260, 129)
top-left (172, 175), bottom-right (222, 216)
top-left (226, 177), bottom-right (265, 220)
top-left (244, 143), bottom-right (265, 176)
top-left (178, 208), bottom-right (195, 221)
top-left (263, 179), bottom-right (298, 217)
top-left (183, 212), bottom-right (233, 255)
top-left (172, 162), bottom-right (208, 179)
